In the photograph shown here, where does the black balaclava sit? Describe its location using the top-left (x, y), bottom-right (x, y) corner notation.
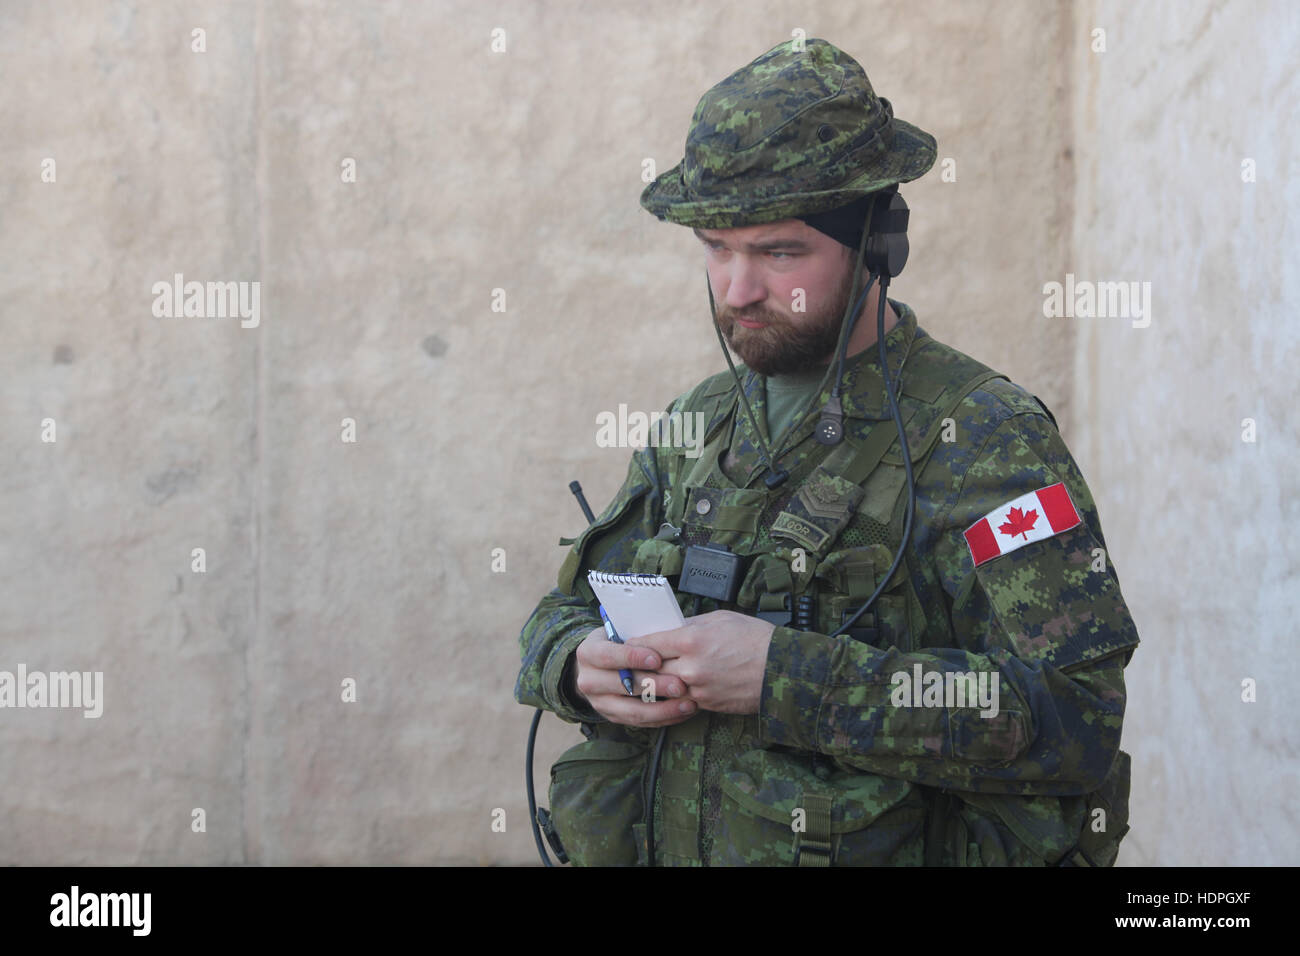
top-left (795, 194), bottom-right (875, 253)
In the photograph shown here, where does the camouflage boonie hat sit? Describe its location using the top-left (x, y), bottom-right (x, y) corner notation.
top-left (640, 38), bottom-right (937, 229)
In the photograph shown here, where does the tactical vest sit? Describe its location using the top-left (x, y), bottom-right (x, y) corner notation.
top-left (548, 332), bottom-right (1131, 867)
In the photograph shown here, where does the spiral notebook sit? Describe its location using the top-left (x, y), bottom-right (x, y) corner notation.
top-left (587, 571), bottom-right (685, 640)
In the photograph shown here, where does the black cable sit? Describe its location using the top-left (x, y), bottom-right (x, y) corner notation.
top-left (832, 273), bottom-right (876, 401)
top-left (830, 271), bottom-right (915, 639)
top-left (525, 708), bottom-right (555, 867)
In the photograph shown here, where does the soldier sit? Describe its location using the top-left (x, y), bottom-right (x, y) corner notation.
top-left (517, 38), bottom-right (1139, 866)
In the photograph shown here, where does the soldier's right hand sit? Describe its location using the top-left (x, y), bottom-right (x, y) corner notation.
top-left (570, 626), bottom-right (698, 728)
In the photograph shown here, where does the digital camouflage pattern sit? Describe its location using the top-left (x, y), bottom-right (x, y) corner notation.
top-left (640, 38), bottom-right (937, 229)
top-left (517, 303), bottom-right (1140, 867)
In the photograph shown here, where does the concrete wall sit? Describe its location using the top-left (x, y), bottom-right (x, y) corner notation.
top-left (1069, 0), bottom-right (1299, 864)
top-left (0, 0), bottom-right (1293, 865)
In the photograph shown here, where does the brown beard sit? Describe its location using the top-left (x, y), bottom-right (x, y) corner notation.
top-left (715, 267), bottom-right (857, 376)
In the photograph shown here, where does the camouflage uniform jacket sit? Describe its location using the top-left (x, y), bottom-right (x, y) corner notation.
top-left (516, 300), bottom-right (1139, 867)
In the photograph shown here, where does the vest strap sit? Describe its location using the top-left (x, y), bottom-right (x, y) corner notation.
top-left (657, 718), bottom-right (707, 864)
top-left (795, 792), bottom-right (834, 867)
top-left (825, 418), bottom-right (904, 487)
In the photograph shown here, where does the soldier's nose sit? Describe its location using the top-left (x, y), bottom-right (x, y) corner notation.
top-left (723, 262), bottom-right (765, 308)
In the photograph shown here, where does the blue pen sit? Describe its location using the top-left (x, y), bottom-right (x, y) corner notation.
top-left (599, 606), bottom-right (637, 696)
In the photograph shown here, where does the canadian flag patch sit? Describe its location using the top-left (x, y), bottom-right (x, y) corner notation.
top-left (963, 482), bottom-right (1081, 567)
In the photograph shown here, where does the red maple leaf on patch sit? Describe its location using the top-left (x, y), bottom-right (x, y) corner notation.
top-left (998, 506), bottom-right (1039, 540)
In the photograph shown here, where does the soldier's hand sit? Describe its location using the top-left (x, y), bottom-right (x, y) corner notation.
top-left (627, 610), bottom-right (774, 716)
top-left (570, 626), bottom-right (698, 728)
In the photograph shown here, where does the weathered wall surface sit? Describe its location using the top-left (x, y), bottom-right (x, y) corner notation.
top-left (0, 0), bottom-right (1293, 865)
top-left (1069, 0), bottom-right (1299, 864)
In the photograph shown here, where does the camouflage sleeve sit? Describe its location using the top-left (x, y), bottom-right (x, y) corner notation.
top-left (759, 406), bottom-right (1140, 797)
top-left (515, 440), bottom-right (671, 725)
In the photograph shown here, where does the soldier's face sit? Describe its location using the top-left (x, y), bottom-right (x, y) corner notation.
top-left (695, 220), bottom-right (855, 376)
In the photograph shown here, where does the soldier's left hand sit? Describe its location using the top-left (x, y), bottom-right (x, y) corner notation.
top-left (626, 610), bottom-right (774, 715)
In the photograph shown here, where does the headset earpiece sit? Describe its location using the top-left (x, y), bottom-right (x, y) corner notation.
top-left (862, 186), bottom-right (910, 279)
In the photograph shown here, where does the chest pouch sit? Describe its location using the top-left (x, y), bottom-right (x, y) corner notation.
top-left (631, 527), bottom-right (686, 578)
top-left (680, 484), bottom-right (766, 547)
top-left (736, 550), bottom-right (816, 628)
top-left (812, 544), bottom-right (909, 647)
